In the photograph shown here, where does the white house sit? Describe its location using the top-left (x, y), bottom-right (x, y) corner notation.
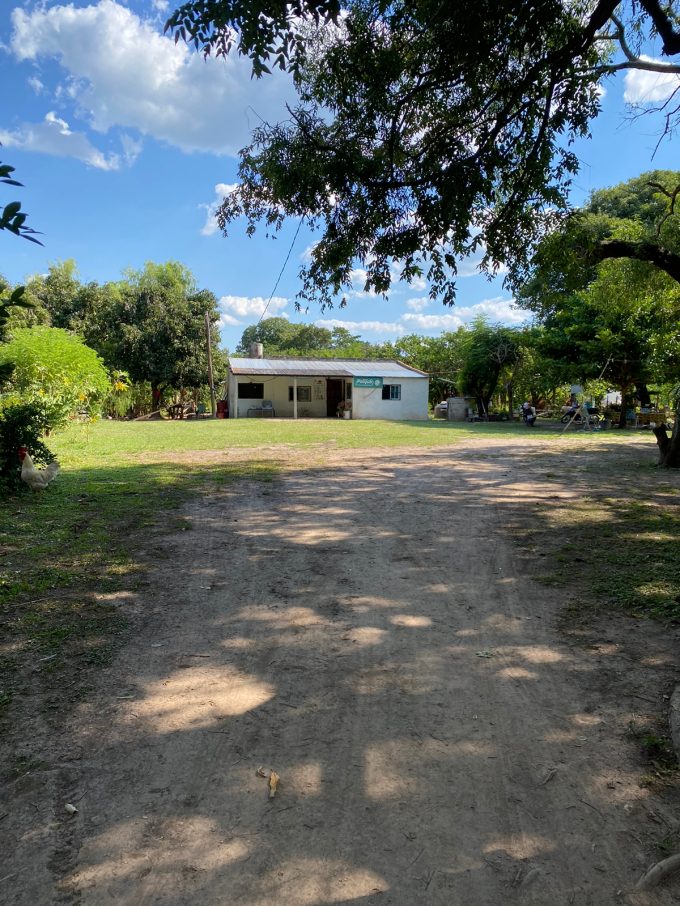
top-left (226, 350), bottom-right (429, 420)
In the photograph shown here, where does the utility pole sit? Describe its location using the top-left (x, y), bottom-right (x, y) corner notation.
top-left (205, 310), bottom-right (217, 418)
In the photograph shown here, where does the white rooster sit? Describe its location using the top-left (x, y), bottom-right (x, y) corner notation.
top-left (18, 446), bottom-right (60, 490)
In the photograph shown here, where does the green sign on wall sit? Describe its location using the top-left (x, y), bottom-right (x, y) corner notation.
top-left (353, 376), bottom-right (383, 389)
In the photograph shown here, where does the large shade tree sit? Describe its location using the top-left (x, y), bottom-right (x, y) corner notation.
top-left (22, 261), bottom-right (225, 412)
top-left (167, 0), bottom-right (680, 308)
top-left (519, 172), bottom-right (680, 464)
top-left (114, 263), bottom-right (223, 410)
top-left (456, 319), bottom-right (521, 417)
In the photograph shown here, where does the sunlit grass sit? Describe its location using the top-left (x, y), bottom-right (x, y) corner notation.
top-left (48, 417), bottom-right (658, 466)
top-left (50, 417), bottom-right (517, 462)
top-left (530, 494), bottom-right (680, 622)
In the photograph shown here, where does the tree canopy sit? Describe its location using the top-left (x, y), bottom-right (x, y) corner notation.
top-left (114, 262), bottom-right (221, 401)
top-left (236, 316), bottom-right (380, 357)
top-left (20, 261), bottom-right (225, 409)
top-left (167, 0), bottom-right (680, 308)
top-left (519, 171), bottom-right (680, 458)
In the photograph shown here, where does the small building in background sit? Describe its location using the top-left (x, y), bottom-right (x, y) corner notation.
top-left (226, 348), bottom-right (429, 420)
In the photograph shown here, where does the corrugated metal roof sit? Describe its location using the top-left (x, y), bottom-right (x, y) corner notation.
top-left (229, 358), bottom-right (428, 379)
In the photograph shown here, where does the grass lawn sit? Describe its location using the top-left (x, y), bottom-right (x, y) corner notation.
top-left (50, 416), bottom-right (520, 462)
top-left (49, 415), bottom-right (652, 464)
top-left (0, 416), bottom-right (671, 734)
top-left (532, 490), bottom-right (680, 623)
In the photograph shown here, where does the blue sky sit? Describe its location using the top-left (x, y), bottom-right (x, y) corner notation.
top-left (2, 0), bottom-right (679, 352)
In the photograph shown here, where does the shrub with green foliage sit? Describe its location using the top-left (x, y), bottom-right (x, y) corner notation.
top-left (0, 402), bottom-right (54, 491)
top-left (0, 327), bottom-right (110, 426)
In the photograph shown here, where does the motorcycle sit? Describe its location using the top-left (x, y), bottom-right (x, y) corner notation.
top-left (521, 404), bottom-right (536, 427)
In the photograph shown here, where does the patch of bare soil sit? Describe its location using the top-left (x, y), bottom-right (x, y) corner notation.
top-left (2, 437), bottom-right (680, 905)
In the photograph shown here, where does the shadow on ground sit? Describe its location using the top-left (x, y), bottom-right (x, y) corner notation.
top-left (2, 437), bottom-right (679, 906)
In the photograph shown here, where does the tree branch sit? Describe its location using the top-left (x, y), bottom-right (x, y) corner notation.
top-left (591, 12), bottom-right (680, 75)
top-left (598, 58), bottom-right (680, 74)
top-left (639, 0), bottom-right (680, 56)
top-left (648, 180), bottom-right (680, 235)
top-left (591, 238), bottom-right (680, 282)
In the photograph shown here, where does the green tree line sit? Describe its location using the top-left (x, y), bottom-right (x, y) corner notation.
top-left (1, 259), bottom-right (225, 417)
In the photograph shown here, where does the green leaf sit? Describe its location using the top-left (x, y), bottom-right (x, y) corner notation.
top-left (2, 201), bottom-right (21, 220)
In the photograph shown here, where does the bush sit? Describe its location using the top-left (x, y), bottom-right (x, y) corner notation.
top-left (0, 402), bottom-right (54, 491)
top-left (0, 327), bottom-right (109, 426)
top-left (102, 374), bottom-right (154, 419)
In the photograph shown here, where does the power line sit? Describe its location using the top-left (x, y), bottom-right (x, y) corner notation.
top-left (258, 217), bottom-right (305, 324)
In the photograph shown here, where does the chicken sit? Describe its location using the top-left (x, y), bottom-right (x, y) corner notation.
top-left (18, 447), bottom-right (60, 490)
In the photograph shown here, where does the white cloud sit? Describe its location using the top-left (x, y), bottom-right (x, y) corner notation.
top-left (403, 296), bottom-right (527, 332)
top-left (46, 111), bottom-right (70, 132)
top-left (27, 76), bottom-right (44, 94)
top-left (348, 267), bottom-right (369, 287)
top-left (200, 183), bottom-right (238, 236)
top-left (408, 274), bottom-right (428, 291)
top-left (405, 297), bottom-right (430, 312)
top-left (218, 295), bottom-right (289, 323)
top-left (300, 243), bottom-right (317, 263)
top-left (219, 312), bottom-right (243, 327)
top-left (624, 57), bottom-right (680, 103)
top-left (120, 133), bottom-right (143, 165)
top-left (0, 111), bottom-right (120, 170)
top-left (349, 264), bottom-right (428, 296)
top-left (315, 318), bottom-right (405, 336)
top-left (343, 268), bottom-right (382, 299)
top-left (10, 0), bottom-right (295, 157)
top-left (152, 0), bottom-right (169, 11)
top-left (468, 297), bottom-right (526, 324)
top-left (401, 312), bottom-right (464, 331)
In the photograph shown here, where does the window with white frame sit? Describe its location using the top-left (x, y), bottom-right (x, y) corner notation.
top-left (382, 384), bottom-right (401, 400)
top-left (288, 385), bottom-right (312, 402)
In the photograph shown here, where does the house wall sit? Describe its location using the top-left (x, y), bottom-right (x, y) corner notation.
top-left (232, 376), bottom-right (329, 418)
top-left (229, 372), bottom-right (429, 419)
top-left (352, 378), bottom-right (429, 420)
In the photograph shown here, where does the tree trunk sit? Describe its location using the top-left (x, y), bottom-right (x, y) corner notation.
top-left (618, 384), bottom-right (632, 428)
top-left (654, 401), bottom-right (680, 467)
top-left (507, 382), bottom-right (514, 421)
top-left (635, 382), bottom-right (651, 408)
top-left (151, 383), bottom-right (163, 414)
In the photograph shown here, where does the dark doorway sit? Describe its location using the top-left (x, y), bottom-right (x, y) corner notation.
top-left (327, 379), bottom-right (343, 417)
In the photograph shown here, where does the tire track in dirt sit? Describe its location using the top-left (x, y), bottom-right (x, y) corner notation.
top-left (6, 444), bottom-right (679, 906)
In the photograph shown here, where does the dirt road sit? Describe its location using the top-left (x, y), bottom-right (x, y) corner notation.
top-left (5, 443), bottom-right (680, 905)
